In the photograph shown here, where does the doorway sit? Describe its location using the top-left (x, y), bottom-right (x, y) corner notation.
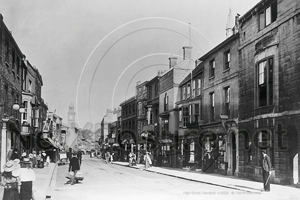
top-left (232, 132), bottom-right (236, 175)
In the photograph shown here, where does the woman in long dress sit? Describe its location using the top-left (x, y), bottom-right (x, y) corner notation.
top-left (1, 160), bottom-right (20, 200)
top-left (18, 158), bottom-right (36, 200)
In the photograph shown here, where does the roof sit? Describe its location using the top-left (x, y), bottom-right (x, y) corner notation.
top-left (179, 62), bottom-right (203, 86)
top-left (239, 0), bottom-right (268, 24)
top-left (119, 95), bottom-right (136, 106)
top-left (199, 33), bottom-right (239, 61)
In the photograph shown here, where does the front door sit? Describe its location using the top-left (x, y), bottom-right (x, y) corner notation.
top-left (232, 133), bottom-right (236, 174)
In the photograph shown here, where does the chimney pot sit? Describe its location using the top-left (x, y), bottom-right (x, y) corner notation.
top-left (169, 57), bottom-right (177, 68)
top-left (183, 46), bottom-right (192, 60)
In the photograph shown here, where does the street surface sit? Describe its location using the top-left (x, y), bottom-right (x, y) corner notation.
top-left (49, 155), bottom-right (293, 200)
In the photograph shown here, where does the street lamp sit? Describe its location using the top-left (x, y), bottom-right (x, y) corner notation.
top-left (141, 132), bottom-right (148, 170)
top-left (1, 99), bottom-right (21, 172)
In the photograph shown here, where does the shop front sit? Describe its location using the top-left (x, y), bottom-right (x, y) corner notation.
top-left (199, 124), bottom-right (227, 174)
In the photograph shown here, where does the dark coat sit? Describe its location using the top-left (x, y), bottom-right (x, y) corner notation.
top-left (262, 154), bottom-right (272, 172)
top-left (69, 157), bottom-right (80, 172)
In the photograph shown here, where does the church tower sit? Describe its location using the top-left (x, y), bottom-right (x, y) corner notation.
top-left (67, 102), bottom-right (76, 128)
top-left (66, 103), bottom-right (77, 148)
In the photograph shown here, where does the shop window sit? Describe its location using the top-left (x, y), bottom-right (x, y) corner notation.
top-left (189, 140), bottom-right (195, 163)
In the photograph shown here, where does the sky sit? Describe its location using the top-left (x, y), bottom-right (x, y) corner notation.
top-left (0, 0), bottom-right (259, 130)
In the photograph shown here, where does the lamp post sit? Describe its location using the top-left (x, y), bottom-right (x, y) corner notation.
top-left (1, 99), bottom-right (21, 172)
top-left (141, 132), bottom-right (148, 170)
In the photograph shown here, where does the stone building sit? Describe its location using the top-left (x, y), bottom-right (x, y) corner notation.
top-left (158, 47), bottom-right (193, 167)
top-left (198, 31), bottom-right (240, 175)
top-left (176, 61), bottom-right (203, 169)
top-left (238, 0), bottom-right (300, 185)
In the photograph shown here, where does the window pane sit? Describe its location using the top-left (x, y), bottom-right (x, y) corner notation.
top-left (259, 11), bottom-right (265, 30)
top-left (269, 58), bottom-right (273, 105)
top-left (266, 6), bottom-right (271, 25)
top-left (259, 61), bottom-right (267, 85)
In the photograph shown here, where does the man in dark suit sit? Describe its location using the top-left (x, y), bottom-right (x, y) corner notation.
top-left (69, 152), bottom-right (80, 185)
top-left (261, 150), bottom-right (272, 191)
top-left (77, 150), bottom-right (82, 165)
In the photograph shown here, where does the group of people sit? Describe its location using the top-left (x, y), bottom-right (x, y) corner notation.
top-left (128, 151), bottom-right (152, 168)
top-left (9, 149), bottom-right (50, 169)
top-left (1, 150), bottom-right (37, 200)
top-left (104, 152), bottom-right (114, 163)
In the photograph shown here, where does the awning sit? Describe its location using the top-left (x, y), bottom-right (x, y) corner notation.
top-left (44, 137), bottom-right (58, 148)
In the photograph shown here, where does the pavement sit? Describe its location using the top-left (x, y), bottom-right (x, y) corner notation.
top-left (33, 163), bottom-right (57, 200)
top-left (3, 159), bottom-right (298, 200)
top-left (112, 161), bottom-right (300, 197)
top-left (0, 162), bottom-right (56, 200)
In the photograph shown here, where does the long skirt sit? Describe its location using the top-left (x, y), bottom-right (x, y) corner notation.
top-left (20, 181), bottom-right (33, 200)
top-left (3, 188), bottom-right (20, 200)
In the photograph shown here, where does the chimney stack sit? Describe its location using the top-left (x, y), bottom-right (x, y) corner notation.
top-left (169, 57), bottom-right (177, 68)
top-left (183, 46), bottom-right (192, 60)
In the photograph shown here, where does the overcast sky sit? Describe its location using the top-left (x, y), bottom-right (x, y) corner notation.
top-left (1, 0), bottom-right (259, 129)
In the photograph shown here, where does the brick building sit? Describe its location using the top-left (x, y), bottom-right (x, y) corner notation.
top-left (0, 14), bottom-right (24, 169)
top-left (119, 96), bottom-right (137, 161)
top-left (238, 0), bottom-right (300, 185)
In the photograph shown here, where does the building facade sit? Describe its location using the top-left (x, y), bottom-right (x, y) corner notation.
top-left (144, 73), bottom-right (162, 166)
top-left (159, 47), bottom-right (193, 168)
top-left (177, 61), bottom-right (203, 169)
top-left (199, 31), bottom-right (240, 175)
top-left (0, 14), bottom-right (24, 170)
top-left (238, 0), bottom-right (300, 185)
top-left (119, 96), bottom-right (137, 161)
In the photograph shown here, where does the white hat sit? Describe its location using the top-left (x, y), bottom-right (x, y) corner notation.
top-left (3, 160), bottom-right (17, 172)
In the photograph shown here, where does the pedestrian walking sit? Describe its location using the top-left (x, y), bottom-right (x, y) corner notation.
top-left (261, 150), bottom-right (272, 192)
top-left (67, 148), bottom-right (72, 163)
top-left (1, 160), bottom-right (20, 200)
top-left (32, 151), bottom-right (37, 168)
top-left (144, 152), bottom-right (152, 168)
top-left (68, 152), bottom-right (80, 185)
top-left (77, 150), bottom-right (82, 165)
top-left (18, 158), bottom-right (36, 200)
top-left (110, 153), bottom-right (114, 163)
top-left (9, 148), bottom-right (19, 161)
top-left (105, 152), bottom-right (110, 164)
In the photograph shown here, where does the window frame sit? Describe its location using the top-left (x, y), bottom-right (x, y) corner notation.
top-left (210, 92), bottom-right (215, 121)
top-left (209, 59), bottom-right (215, 78)
top-left (258, 1), bottom-right (277, 31)
top-left (256, 57), bottom-right (274, 108)
top-left (224, 86), bottom-right (230, 117)
top-left (224, 50), bottom-right (230, 71)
